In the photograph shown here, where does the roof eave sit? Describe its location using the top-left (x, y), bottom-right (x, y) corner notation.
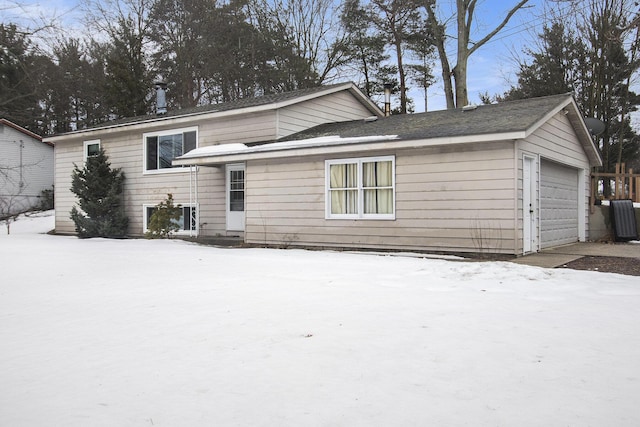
top-left (44, 83), bottom-right (383, 142)
top-left (45, 104), bottom-right (281, 142)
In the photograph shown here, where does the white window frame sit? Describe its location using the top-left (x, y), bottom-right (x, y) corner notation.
top-left (142, 126), bottom-right (198, 175)
top-left (325, 155), bottom-right (396, 220)
top-left (83, 139), bottom-right (101, 162)
top-left (143, 202), bottom-right (198, 235)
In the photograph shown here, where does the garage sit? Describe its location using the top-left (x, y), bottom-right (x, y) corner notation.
top-left (540, 159), bottom-right (579, 249)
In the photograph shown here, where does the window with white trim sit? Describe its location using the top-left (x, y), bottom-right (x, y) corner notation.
top-left (143, 204), bottom-right (198, 234)
top-left (143, 127), bottom-right (197, 173)
top-left (83, 139), bottom-right (100, 162)
top-left (326, 156), bottom-right (395, 219)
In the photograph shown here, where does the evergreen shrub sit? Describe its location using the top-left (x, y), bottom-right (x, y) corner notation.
top-left (70, 149), bottom-right (128, 238)
top-left (145, 193), bottom-right (182, 239)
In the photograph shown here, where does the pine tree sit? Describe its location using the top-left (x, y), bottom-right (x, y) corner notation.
top-left (341, 0), bottom-right (395, 98)
top-left (145, 194), bottom-right (182, 239)
top-left (103, 16), bottom-right (152, 119)
top-left (368, 0), bottom-right (424, 114)
top-left (0, 23), bottom-right (44, 131)
top-left (70, 149), bottom-right (128, 238)
top-left (501, 8), bottom-right (640, 176)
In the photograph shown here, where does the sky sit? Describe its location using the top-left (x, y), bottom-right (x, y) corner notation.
top-left (0, 0), bottom-right (622, 113)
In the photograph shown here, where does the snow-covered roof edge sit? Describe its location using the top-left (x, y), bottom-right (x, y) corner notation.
top-left (175, 135), bottom-right (400, 165)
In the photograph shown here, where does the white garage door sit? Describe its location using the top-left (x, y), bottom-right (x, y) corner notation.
top-left (540, 159), bottom-right (579, 249)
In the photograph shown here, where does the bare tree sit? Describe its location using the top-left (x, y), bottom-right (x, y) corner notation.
top-left (425, 0), bottom-right (529, 109)
top-left (249, 0), bottom-right (349, 86)
top-left (0, 188), bottom-right (25, 235)
top-left (0, 157), bottom-right (46, 235)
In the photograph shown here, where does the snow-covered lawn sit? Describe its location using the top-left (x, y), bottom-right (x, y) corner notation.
top-left (1, 212), bottom-right (640, 426)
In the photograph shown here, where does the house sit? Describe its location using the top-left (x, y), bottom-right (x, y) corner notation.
top-left (46, 84), bottom-right (602, 255)
top-left (46, 82), bottom-right (382, 236)
top-left (0, 119), bottom-right (53, 216)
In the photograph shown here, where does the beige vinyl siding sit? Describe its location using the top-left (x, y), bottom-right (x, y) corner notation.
top-left (125, 167), bottom-right (226, 237)
top-left (53, 119), bottom-right (246, 236)
top-left (102, 127), bottom-right (228, 237)
top-left (54, 138), bottom-right (84, 233)
top-left (245, 142), bottom-right (516, 254)
top-left (51, 88), bottom-right (378, 235)
top-left (199, 111), bottom-right (277, 145)
top-left (278, 91), bottom-right (376, 137)
top-left (518, 112), bottom-right (591, 243)
top-left (54, 109), bottom-right (304, 236)
top-left (521, 113), bottom-right (589, 169)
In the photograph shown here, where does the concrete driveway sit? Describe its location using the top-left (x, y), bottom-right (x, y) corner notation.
top-left (509, 241), bottom-right (640, 268)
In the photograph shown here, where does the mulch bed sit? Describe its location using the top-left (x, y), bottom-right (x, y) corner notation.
top-left (559, 256), bottom-right (640, 276)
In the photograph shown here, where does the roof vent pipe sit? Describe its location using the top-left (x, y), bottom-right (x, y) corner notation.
top-left (383, 83), bottom-right (392, 117)
top-left (155, 82), bottom-right (167, 115)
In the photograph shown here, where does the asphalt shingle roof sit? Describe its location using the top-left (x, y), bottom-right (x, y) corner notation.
top-left (85, 83), bottom-right (357, 129)
top-left (280, 93), bottom-right (573, 142)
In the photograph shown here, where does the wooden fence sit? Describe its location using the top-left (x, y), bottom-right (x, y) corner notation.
top-left (591, 163), bottom-right (640, 204)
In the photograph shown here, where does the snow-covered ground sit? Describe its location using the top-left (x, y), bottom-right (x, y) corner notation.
top-left (1, 211), bottom-right (640, 426)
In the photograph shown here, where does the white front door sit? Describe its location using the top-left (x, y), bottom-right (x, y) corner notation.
top-left (523, 156), bottom-right (537, 253)
top-left (226, 163), bottom-right (245, 231)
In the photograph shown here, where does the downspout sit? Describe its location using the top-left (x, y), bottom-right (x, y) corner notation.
top-left (189, 165), bottom-right (193, 237)
top-left (19, 140), bottom-right (25, 189)
top-left (536, 158), bottom-right (541, 252)
top-left (189, 165), bottom-right (199, 238)
top-left (513, 140), bottom-right (519, 255)
top-left (195, 165), bottom-right (199, 238)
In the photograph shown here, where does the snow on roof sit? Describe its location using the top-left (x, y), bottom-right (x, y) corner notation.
top-left (178, 134), bottom-right (400, 160)
top-left (182, 143), bottom-right (250, 157)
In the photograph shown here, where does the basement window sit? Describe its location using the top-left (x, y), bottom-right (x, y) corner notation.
top-left (143, 203), bottom-right (197, 234)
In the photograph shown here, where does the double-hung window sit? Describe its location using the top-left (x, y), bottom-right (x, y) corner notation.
top-left (143, 204), bottom-right (197, 234)
top-left (326, 155), bottom-right (395, 219)
top-left (143, 127), bottom-right (197, 173)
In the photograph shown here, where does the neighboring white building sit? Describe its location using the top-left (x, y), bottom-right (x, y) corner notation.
top-left (0, 119), bottom-right (54, 216)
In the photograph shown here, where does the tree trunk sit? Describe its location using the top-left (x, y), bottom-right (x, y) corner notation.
top-left (438, 42), bottom-right (455, 109)
top-left (429, 0), bottom-right (528, 109)
top-left (394, 32), bottom-right (408, 113)
top-left (425, 5), bottom-right (455, 109)
top-left (454, 0), bottom-right (470, 107)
